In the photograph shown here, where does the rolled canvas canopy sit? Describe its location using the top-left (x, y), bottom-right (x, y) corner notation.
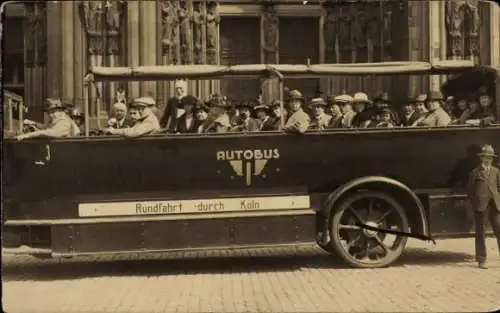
top-left (87, 60), bottom-right (479, 82)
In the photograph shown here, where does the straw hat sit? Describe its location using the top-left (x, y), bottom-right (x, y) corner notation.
top-left (334, 94), bottom-right (354, 104)
top-left (352, 92), bottom-right (372, 104)
top-left (45, 98), bottom-right (65, 112)
top-left (477, 144), bottom-right (497, 158)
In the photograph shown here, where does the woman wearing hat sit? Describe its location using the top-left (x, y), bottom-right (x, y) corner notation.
top-left (268, 99), bottom-right (286, 130)
top-left (103, 97), bottom-right (160, 138)
top-left (16, 98), bottom-right (81, 140)
top-left (334, 94), bottom-right (356, 128)
top-left (284, 90), bottom-right (310, 133)
top-left (414, 91), bottom-right (451, 127)
top-left (466, 144), bottom-right (500, 269)
top-left (107, 102), bottom-right (135, 129)
top-left (176, 95), bottom-right (200, 133)
top-left (230, 100), bottom-right (261, 132)
top-left (351, 92), bottom-right (375, 128)
top-left (477, 91), bottom-right (496, 125)
top-left (308, 98), bottom-right (332, 130)
top-left (254, 103), bottom-right (277, 131)
top-left (204, 97), bottom-right (232, 133)
top-left (194, 102), bottom-right (211, 133)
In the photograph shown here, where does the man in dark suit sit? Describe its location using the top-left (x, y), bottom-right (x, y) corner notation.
top-left (400, 97), bottom-right (422, 127)
top-left (159, 79), bottom-right (188, 131)
top-left (466, 144), bottom-right (500, 269)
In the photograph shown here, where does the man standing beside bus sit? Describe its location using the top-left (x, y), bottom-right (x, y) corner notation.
top-left (16, 98), bottom-right (80, 140)
top-left (159, 79), bottom-right (188, 131)
top-left (466, 144), bottom-right (500, 269)
top-left (284, 90), bottom-right (310, 134)
top-left (103, 97), bottom-right (160, 138)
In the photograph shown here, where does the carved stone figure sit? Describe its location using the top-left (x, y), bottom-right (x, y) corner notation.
top-left (323, 6), bottom-right (337, 59)
top-left (445, 0), bottom-right (481, 59)
top-left (105, 0), bottom-right (125, 54)
top-left (81, 0), bottom-right (104, 54)
top-left (178, 0), bottom-right (193, 64)
top-left (24, 3), bottom-right (38, 66)
top-left (262, 5), bottom-right (278, 64)
top-left (206, 1), bottom-right (220, 65)
top-left (193, 2), bottom-right (205, 64)
top-left (160, 0), bottom-right (179, 64)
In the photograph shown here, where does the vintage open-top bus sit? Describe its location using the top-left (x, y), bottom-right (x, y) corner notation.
top-left (3, 60), bottom-right (499, 268)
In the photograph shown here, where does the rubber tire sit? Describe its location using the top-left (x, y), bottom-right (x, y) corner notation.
top-left (329, 190), bottom-right (409, 268)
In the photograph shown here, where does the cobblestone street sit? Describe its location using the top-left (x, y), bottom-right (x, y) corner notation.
top-left (2, 238), bottom-right (500, 313)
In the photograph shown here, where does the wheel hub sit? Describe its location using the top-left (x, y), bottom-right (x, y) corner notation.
top-left (362, 221), bottom-right (379, 238)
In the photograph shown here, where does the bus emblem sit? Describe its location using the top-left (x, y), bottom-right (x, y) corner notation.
top-left (216, 149), bottom-right (280, 186)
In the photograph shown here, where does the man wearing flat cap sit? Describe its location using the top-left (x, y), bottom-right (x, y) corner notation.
top-left (284, 90), bottom-right (310, 134)
top-left (107, 102), bottom-right (135, 129)
top-left (16, 98), bottom-right (80, 140)
top-left (415, 91), bottom-right (451, 127)
top-left (231, 100), bottom-right (261, 132)
top-left (466, 144), bottom-right (500, 269)
top-left (308, 98), bottom-right (332, 130)
top-left (103, 97), bottom-right (160, 138)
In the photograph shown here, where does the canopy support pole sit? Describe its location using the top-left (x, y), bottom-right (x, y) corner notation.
top-left (279, 78), bottom-right (284, 130)
top-left (83, 74), bottom-right (92, 136)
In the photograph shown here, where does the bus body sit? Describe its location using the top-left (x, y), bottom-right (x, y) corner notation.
top-left (3, 60), bottom-right (499, 268)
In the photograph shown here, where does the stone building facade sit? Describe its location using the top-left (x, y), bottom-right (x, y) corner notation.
top-left (3, 0), bottom-right (499, 120)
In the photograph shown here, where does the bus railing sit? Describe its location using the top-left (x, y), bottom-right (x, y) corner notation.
top-left (3, 89), bottom-right (24, 134)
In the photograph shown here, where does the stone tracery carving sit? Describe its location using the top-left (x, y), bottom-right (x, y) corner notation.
top-left (206, 1), bottom-right (220, 65)
top-left (160, 0), bottom-right (179, 64)
top-left (445, 0), bottom-right (480, 60)
top-left (193, 2), bottom-right (206, 64)
top-left (262, 5), bottom-right (278, 64)
top-left (178, 0), bottom-right (193, 64)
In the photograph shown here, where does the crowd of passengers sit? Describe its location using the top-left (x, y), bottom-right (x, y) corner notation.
top-left (10, 78), bottom-right (497, 140)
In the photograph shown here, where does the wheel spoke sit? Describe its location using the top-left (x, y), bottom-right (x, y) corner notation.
top-left (367, 198), bottom-right (374, 220)
top-left (339, 224), bottom-right (361, 230)
top-left (347, 206), bottom-right (365, 223)
top-left (373, 235), bottom-right (391, 255)
top-left (375, 208), bottom-right (392, 224)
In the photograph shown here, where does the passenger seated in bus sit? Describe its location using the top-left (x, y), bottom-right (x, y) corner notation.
top-left (176, 95), bottom-right (199, 133)
top-left (414, 91), bottom-right (451, 127)
top-left (16, 98), bottom-right (80, 141)
top-left (477, 91), bottom-right (496, 125)
top-left (374, 108), bottom-right (396, 128)
top-left (443, 96), bottom-right (455, 117)
top-left (143, 93), bottom-right (162, 121)
top-left (194, 102), bottom-right (211, 133)
top-left (308, 98), bottom-right (332, 130)
top-left (413, 94), bottom-right (429, 115)
top-left (373, 92), bottom-right (400, 126)
top-left (107, 102), bottom-right (135, 129)
top-left (102, 97), bottom-right (160, 138)
top-left (231, 100), bottom-right (261, 132)
top-left (204, 97), bottom-right (232, 133)
top-left (458, 96), bottom-right (481, 124)
top-left (69, 108), bottom-right (85, 135)
top-left (254, 104), bottom-right (277, 131)
top-left (450, 98), bottom-right (468, 123)
top-left (335, 94), bottom-right (356, 128)
top-left (159, 78), bottom-right (187, 131)
top-left (400, 98), bottom-right (422, 127)
top-left (269, 100), bottom-right (286, 130)
top-left (326, 101), bottom-right (343, 128)
top-left (283, 89), bottom-right (310, 134)
top-left (351, 92), bottom-right (375, 128)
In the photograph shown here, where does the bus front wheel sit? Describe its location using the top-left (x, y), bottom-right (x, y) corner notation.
top-left (329, 190), bottom-right (409, 268)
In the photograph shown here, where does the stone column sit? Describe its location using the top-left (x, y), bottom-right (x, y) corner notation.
top-left (45, 2), bottom-right (62, 99)
top-left (428, 0), bottom-right (441, 92)
top-left (61, 2), bottom-right (75, 105)
top-left (139, 1), bottom-right (157, 97)
top-left (261, 4), bottom-right (279, 104)
top-left (127, 0), bottom-right (140, 99)
top-left (74, 2), bottom-right (86, 109)
top-left (490, 2), bottom-right (500, 67)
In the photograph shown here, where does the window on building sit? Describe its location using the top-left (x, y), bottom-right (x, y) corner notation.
top-left (219, 17), bottom-right (262, 104)
top-left (279, 17), bottom-right (320, 101)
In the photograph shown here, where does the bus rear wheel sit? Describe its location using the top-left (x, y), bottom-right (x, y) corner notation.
top-left (329, 190), bottom-right (409, 268)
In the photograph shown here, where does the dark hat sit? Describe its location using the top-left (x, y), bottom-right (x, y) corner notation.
top-left (208, 97), bottom-right (230, 108)
top-left (194, 103), bottom-right (210, 113)
top-left (180, 95), bottom-right (198, 107)
top-left (269, 99), bottom-right (284, 108)
top-left (309, 98), bottom-right (327, 107)
top-left (236, 100), bottom-right (254, 111)
top-left (426, 91), bottom-right (444, 101)
top-left (380, 108), bottom-right (393, 115)
top-left (70, 108), bottom-right (84, 118)
top-left (373, 92), bottom-right (391, 103)
top-left (45, 98), bottom-right (65, 112)
top-left (254, 104), bottom-right (270, 112)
